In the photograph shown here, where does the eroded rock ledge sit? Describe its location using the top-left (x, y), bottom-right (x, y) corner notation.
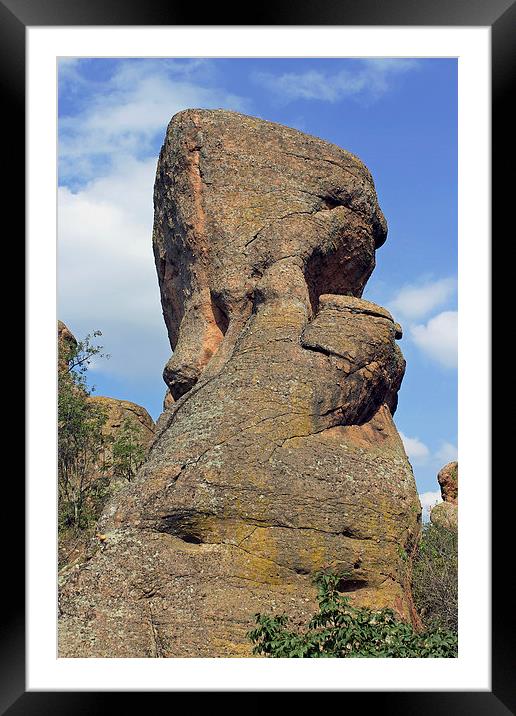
top-left (59, 110), bottom-right (421, 658)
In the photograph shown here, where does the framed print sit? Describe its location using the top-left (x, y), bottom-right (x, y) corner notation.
top-left (6, 0), bottom-right (508, 710)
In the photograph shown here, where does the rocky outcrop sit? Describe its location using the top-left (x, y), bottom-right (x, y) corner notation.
top-left (59, 110), bottom-right (421, 657)
top-left (88, 395), bottom-right (155, 450)
top-left (437, 461), bottom-right (458, 504)
top-left (58, 321), bottom-right (156, 566)
top-left (431, 461), bottom-right (458, 530)
top-left (153, 110), bottom-right (387, 401)
top-left (58, 319), bottom-right (78, 373)
top-left (430, 502), bottom-right (457, 531)
top-left (57, 321), bottom-right (155, 450)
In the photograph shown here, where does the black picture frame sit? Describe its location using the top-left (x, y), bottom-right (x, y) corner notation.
top-left (8, 0), bottom-right (506, 711)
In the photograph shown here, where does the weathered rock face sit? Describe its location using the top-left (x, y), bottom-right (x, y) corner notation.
top-left (153, 109), bottom-right (387, 401)
top-left (437, 461), bottom-right (458, 505)
top-left (58, 110), bottom-right (421, 657)
top-left (88, 395), bottom-right (155, 450)
top-left (431, 461), bottom-right (458, 530)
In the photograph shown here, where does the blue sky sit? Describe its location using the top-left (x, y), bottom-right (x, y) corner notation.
top-left (58, 57), bottom-right (457, 513)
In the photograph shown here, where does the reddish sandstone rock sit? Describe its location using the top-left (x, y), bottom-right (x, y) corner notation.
top-left (153, 109), bottom-right (387, 400)
top-left (431, 461), bottom-right (458, 530)
top-left (59, 110), bottom-right (421, 658)
top-left (438, 461), bottom-right (458, 504)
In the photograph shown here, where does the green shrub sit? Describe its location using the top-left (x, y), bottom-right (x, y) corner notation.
top-left (247, 572), bottom-right (457, 658)
top-left (58, 330), bottom-right (111, 532)
top-left (412, 521), bottom-right (458, 632)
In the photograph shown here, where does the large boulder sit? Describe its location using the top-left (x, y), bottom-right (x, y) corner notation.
top-left (437, 461), bottom-right (458, 504)
top-left (431, 461), bottom-right (458, 530)
top-left (59, 110), bottom-right (421, 657)
top-left (87, 395), bottom-right (155, 450)
top-left (153, 109), bottom-right (387, 400)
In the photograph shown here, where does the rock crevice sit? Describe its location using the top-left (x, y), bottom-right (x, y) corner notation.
top-left (59, 110), bottom-right (421, 658)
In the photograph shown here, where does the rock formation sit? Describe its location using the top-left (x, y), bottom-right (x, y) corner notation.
top-left (431, 461), bottom-right (458, 530)
top-left (58, 320), bottom-right (77, 373)
top-left (58, 110), bottom-right (421, 657)
top-left (58, 321), bottom-right (156, 566)
top-left (437, 460), bottom-right (458, 504)
top-left (88, 395), bottom-right (155, 452)
top-left (58, 320), bottom-right (155, 452)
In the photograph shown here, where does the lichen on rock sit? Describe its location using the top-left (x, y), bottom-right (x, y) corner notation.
top-left (59, 110), bottom-right (422, 658)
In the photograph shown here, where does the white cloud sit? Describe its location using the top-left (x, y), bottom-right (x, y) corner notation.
top-left (419, 491), bottom-right (442, 522)
top-left (253, 59), bottom-right (419, 104)
top-left (389, 277), bottom-right (456, 321)
top-left (411, 311), bottom-right (458, 369)
top-left (58, 60), bottom-right (250, 388)
top-left (59, 59), bottom-right (248, 185)
top-left (400, 432), bottom-right (430, 465)
top-left (58, 156), bottom-right (171, 381)
top-left (435, 441), bottom-right (458, 465)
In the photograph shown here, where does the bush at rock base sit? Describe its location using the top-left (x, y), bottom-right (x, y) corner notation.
top-left (247, 572), bottom-right (457, 658)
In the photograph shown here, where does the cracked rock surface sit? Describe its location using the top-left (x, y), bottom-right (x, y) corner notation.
top-left (58, 110), bottom-right (421, 657)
